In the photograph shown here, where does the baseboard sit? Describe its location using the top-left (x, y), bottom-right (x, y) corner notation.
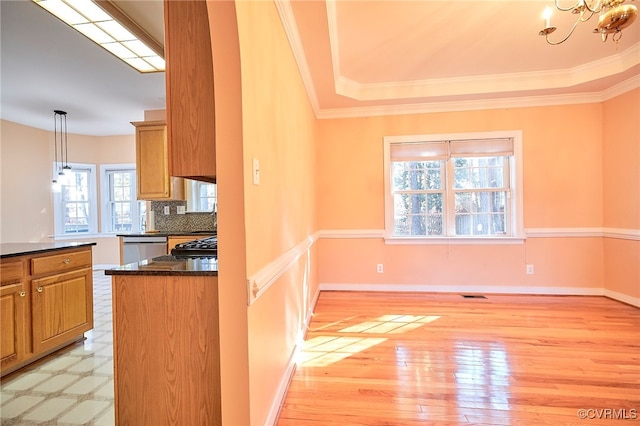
top-left (93, 264), bottom-right (119, 271)
top-left (604, 289), bottom-right (640, 308)
top-left (265, 286), bottom-right (321, 426)
top-left (319, 282), bottom-right (605, 296)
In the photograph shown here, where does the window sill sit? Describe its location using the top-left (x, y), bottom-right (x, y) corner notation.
top-left (384, 236), bottom-right (525, 245)
top-left (51, 233), bottom-right (118, 241)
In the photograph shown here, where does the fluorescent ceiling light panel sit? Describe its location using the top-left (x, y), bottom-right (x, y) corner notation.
top-left (32, 0), bottom-right (164, 73)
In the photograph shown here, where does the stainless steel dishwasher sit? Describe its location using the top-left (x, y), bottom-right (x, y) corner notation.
top-left (121, 236), bottom-right (168, 264)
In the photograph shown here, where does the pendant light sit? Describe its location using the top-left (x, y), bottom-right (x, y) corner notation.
top-left (53, 110), bottom-right (70, 184)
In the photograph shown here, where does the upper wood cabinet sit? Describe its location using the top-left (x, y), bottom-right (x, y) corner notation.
top-left (164, 0), bottom-right (216, 183)
top-left (133, 120), bottom-right (185, 200)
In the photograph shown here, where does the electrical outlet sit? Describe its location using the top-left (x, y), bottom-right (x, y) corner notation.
top-left (163, 206), bottom-right (170, 215)
top-left (377, 264), bottom-right (383, 273)
top-left (177, 206), bottom-right (186, 215)
top-left (526, 264), bottom-right (534, 275)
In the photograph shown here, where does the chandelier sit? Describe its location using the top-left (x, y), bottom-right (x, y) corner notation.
top-left (539, 0), bottom-right (638, 45)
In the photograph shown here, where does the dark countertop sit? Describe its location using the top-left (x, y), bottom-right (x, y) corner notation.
top-left (0, 241), bottom-right (97, 259)
top-left (105, 255), bottom-right (218, 276)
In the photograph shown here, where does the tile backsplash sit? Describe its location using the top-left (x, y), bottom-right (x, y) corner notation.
top-left (149, 201), bottom-right (216, 233)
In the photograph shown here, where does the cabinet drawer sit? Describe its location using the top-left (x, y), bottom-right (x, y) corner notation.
top-left (1, 261), bottom-right (24, 286)
top-left (31, 250), bottom-right (92, 276)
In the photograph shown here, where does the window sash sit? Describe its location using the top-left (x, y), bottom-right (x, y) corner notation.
top-left (102, 166), bottom-right (145, 233)
top-left (53, 163), bottom-right (98, 235)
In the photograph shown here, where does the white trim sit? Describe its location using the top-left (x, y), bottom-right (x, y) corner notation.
top-left (247, 232), bottom-right (320, 305)
top-left (384, 236), bottom-right (525, 245)
top-left (319, 282), bottom-right (604, 296)
top-left (318, 229), bottom-right (384, 239)
top-left (604, 289), bottom-right (640, 308)
top-left (526, 227), bottom-right (640, 240)
top-left (316, 227), bottom-right (640, 241)
top-left (274, 0), bottom-right (320, 116)
top-left (265, 287), bottom-right (320, 426)
top-left (603, 228), bottom-right (640, 241)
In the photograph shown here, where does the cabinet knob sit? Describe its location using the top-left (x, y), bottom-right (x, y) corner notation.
top-left (37, 286), bottom-right (43, 293)
top-left (63, 258), bottom-right (71, 264)
top-left (19, 291), bottom-right (26, 297)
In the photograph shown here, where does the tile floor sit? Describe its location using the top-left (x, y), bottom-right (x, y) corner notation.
top-left (1, 270), bottom-right (115, 425)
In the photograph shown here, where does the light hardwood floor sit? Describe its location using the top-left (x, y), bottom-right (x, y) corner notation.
top-left (277, 292), bottom-right (640, 425)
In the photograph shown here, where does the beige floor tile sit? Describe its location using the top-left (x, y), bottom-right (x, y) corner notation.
top-left (94, 360), bottom-right (114, 376)
top-left (2, 372), bottom-right (51, 392)
top-left (0, 396), bottom-right (45, 419)
top-left (38, 355), bottom-right (83, 371)
top-left (67, 357), bottom-right (110, 373)
top-left (94, 379), bottom-right (115, 399)
top-left (63, 375), bottom-right (109, 395)
top-left (0, 392), bottom-right (15, 405)
top-left (58, 399), bottom-right (111, 424)
top-left (94, 405), bottom-right (115, 426)
top-left (32, 373), bottom-right (81, 393)
top-left (22, 397), bottom-right (77, 422)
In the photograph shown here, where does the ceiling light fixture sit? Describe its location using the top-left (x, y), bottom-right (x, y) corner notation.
top-left (539, 0), bottom-right (638, 45)
top-left (52, 110), bottom-right (70, 184)
top-left (32, 0), bottom-right (164, 73)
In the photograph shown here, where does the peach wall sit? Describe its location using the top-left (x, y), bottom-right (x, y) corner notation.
top-left (207, 2), bottom-right (251, 425)
top-left (602, 88), bottom-right (640, 300)
top-left (234, 0), bottom-right (318, 424)
top-left (316, 104), bottom-right (605, 291)
top-left (317, 104), bottom-right (603, 230)
top-left (0, 119), bottom-right (135, 266)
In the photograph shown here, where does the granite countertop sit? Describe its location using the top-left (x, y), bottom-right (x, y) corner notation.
top-left (105, 255), bottom-right (218, 276)
top-left (0, 241), bottom-right (97, 259)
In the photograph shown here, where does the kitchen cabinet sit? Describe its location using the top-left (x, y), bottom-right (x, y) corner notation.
top-left (31, 268), bottom-right (93, 354)
top-left (111, 274), bottom-right (221, 424)
top-left (0, 244), bottom-right (94, 377)
top-left (164, 0), bottom-right (216, 182)
top-left (1, 260), bottom-right (27, 371)
top-left (132, 120), bottom-right (185, 200)
top-left (167, 235), bottom-right (213, 251)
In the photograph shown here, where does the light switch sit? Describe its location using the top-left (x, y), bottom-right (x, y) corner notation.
top-left (253, 158), bottom-right (260, 185)
top-left (177, 206), bottom-right (186, 215)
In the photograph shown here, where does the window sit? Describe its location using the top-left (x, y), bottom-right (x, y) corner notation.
top-left (53, 163), bottom-right (98, 235)
top-left (384, 131), bottom-right (523, 241)
top-left (186, 180), bottom-right (217, 212)
top-left (100, 165), bottom-right (146, 233)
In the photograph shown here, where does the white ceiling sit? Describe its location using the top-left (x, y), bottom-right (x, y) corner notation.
top-left (1, 0), bottom-right (638, 136)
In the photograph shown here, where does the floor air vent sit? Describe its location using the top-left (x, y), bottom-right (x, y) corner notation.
top-left (461, 295), bottom-right (487, 299)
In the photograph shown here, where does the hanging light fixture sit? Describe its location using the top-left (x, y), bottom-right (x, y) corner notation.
top-left (539, 0), bottom-right (638, 45)
top-left (52, 110), bottom-right (70, 184)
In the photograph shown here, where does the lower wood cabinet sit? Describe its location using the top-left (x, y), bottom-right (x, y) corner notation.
top-left (31, 267), bottom-right (93, 354)
top-left (0, 246), bottom-right (94, 377)
top-left (1, 260), bottom-right (27, 370)
top-left (112, 274), bottom-right (221, 424)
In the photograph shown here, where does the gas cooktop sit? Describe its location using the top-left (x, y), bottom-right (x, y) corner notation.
top-left (171, 236), bottom-right (217, 257)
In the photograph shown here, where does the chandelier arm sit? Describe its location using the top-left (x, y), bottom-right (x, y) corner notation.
top-left (579, 10), bottom-right (596, 22)
top-left (554, 0), bottom-right (586, 12)
top-left (582, 0), bottom-right (604, 14)
top-left (545, 14), bottom-right (583, 44)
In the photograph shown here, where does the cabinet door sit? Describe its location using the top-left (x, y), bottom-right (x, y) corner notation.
top-left (31, 268), bottom-right (93, 353)
top-left (136, 123), bottom-right (171, 199)
top-left (1, 282), bottom-right (27, 369)
top-left (165, 0), bottom-right (216, 180)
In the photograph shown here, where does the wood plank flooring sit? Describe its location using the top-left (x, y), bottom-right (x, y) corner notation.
top-left (277, 292), bottom-right (640, 425)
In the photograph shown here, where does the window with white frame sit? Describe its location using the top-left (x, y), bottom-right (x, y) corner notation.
top-left (384, 131), bottom-right (523, 241)
top-left (100, 165), bottom-right (146, 233)
top-left (53, 163), bottom-right (98, 235)
top-left (186, 180), bottom-right (217, 212)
